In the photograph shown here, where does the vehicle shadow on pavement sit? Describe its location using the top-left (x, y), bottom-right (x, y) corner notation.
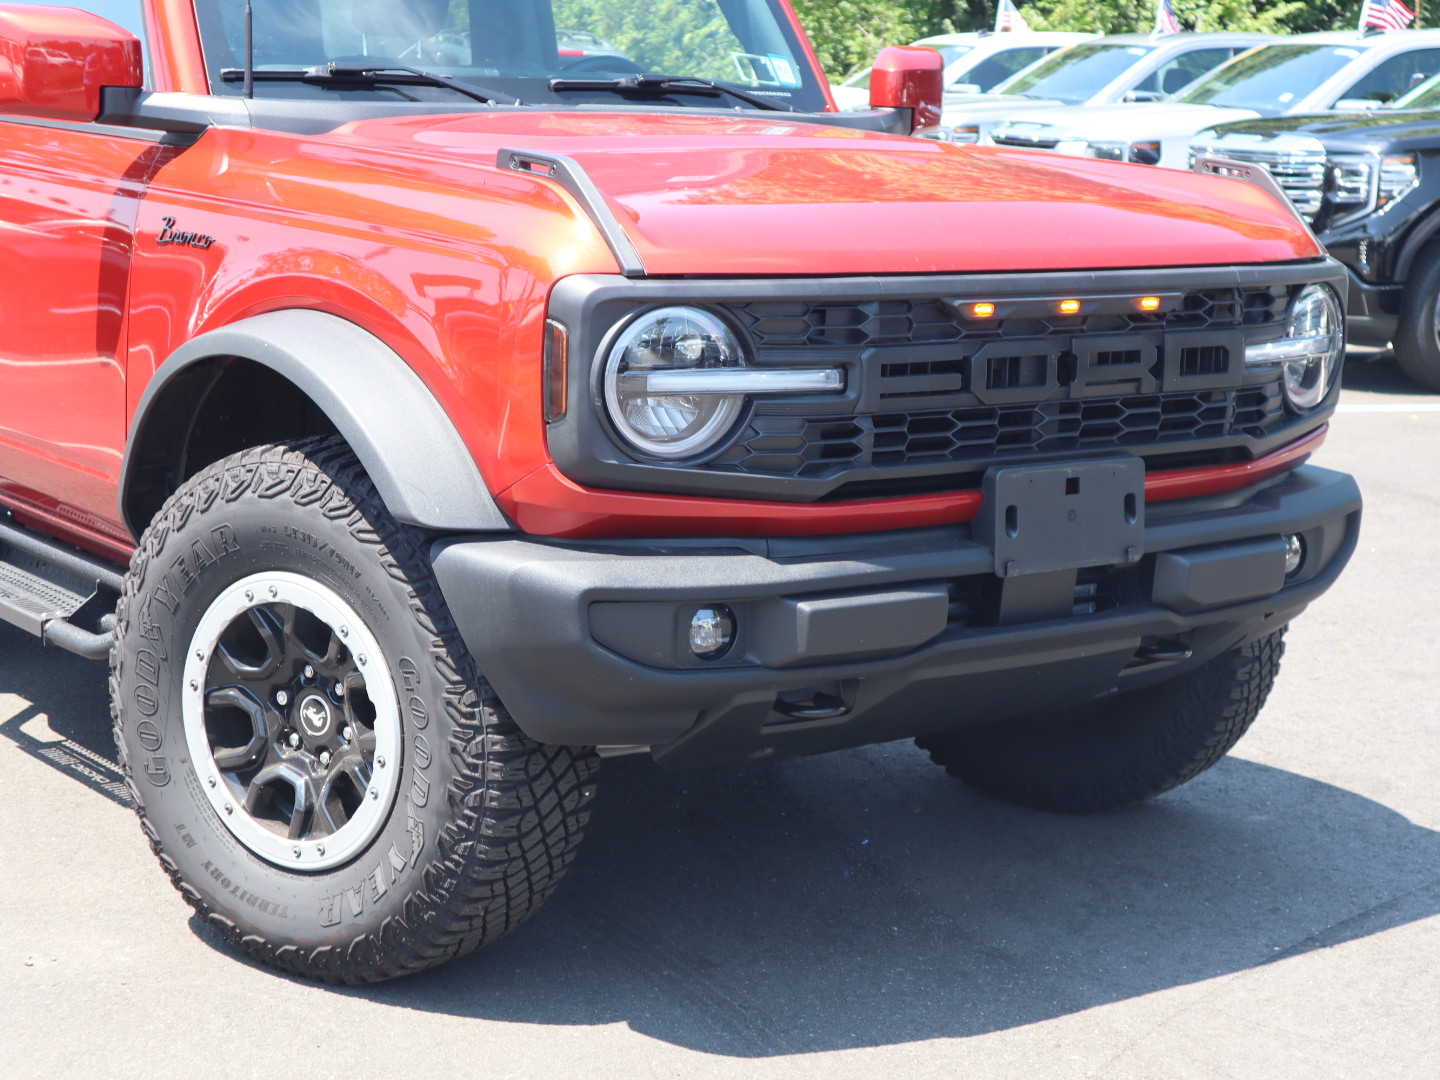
top-left (1342, 352), bottom-right (1434, 396)
top-left (6, 622), bottom-right (1436, 1057)
top-left (362, 745), bottom-right (1440, 1056)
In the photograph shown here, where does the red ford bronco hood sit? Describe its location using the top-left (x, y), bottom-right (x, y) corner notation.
top-left (339, 112), bottom-right (1320, 276)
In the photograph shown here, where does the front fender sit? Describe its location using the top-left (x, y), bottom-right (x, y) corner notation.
top-left (120, 309), bottom-right (511, 537)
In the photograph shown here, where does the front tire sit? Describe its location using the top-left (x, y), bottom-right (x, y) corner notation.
top-left (111, 439), bottom-right (598, 983)
top-left (1393, 244), bottom-right (1440, 392)
top-left (916, 630), bottom-right (1285, 814)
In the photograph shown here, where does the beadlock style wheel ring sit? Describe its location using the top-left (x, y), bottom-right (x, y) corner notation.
top-left (182, 572), bottom-right (401, 872)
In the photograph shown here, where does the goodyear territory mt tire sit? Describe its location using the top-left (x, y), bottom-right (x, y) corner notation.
top-left (916, 630), bottom-right (1285, 814)
top-left (111, 438), bottom-right (598, 983)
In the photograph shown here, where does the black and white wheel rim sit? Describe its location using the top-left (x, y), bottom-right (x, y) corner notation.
top-left (183, 572), bottom-right (401, 871)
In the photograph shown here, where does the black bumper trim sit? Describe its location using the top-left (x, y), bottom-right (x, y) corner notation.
top-left (431, 464), bottom-right (1360, 766)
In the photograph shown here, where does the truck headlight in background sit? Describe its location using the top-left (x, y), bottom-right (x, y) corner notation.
top-left (1245, 284), bottom-right (1344, 410)
top-left (601, 306), bottom-right (843, 459)
top-left (1328, 153), bottom-right (1417, 223)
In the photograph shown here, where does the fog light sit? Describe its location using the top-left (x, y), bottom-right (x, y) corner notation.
top-left (689, 606), bottom-right (736, 660)
top-left (1284, 534), bottom-right (1305, 576)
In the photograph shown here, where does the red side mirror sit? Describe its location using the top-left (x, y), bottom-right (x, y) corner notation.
top-left (868, 45), bottom-right (944, 134)
top-left (0, 4), bottom-right (143, 123)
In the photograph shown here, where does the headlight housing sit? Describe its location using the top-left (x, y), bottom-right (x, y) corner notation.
top-left (598, 306), bottom-right (846, 460)
top-left (601, 307), bottom-right (748, 459)
top-left (1328, 152), bottom-right (1418, 224)
top-left (1245, 284), bottom-right (1343, 410)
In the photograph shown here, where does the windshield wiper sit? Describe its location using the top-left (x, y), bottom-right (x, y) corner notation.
top-left (548, 75), bottom-right (793, 112)
top-left (221, 63), bottom-right (520, 105)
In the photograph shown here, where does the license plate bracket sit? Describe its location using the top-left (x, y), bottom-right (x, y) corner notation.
top-left (977, 457), bottom-right (1145, 577)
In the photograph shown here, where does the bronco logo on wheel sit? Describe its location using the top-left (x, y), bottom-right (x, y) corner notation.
top-left (298, 694), bottom-right (331, 739)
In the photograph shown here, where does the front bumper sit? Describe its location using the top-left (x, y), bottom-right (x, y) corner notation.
top-left (431, 464), bottom-right (1360, 769)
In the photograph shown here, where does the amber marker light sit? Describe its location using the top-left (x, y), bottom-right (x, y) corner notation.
top-left (1058, 299), bottom-right (1081, 315)
top-left (972, 302), bottom-right (996, 318)
top-left (1137, 296), bottom-right (1162, 312)
top-left (544, 318), bottom-right (569, 422)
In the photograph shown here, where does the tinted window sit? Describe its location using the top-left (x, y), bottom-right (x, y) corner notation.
top-left (1132, 47), bottom-right (1234, 97)
top-left (996, 43), bottom-right (1154, 105)
top-left (1177, 45), bottom-right (1360, 113)
top-left (1343, 48), bottom-right (1440, 104)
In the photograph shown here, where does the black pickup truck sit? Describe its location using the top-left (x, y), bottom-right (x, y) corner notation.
top-left (1194, 106), bottom-right (1440, 390)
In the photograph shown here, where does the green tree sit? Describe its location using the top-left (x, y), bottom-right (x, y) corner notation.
top-left (790, 0), bottom-right (921, 78)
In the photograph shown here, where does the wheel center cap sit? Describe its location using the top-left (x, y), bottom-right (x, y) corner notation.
top-left (297, 693), bottom-right (333, 738)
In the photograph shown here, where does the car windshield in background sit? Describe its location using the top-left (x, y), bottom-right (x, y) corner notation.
top-left (993, 43), bottom-right (1153, 104)
top-left (935, 45), bottom-right (974, 66)
top-left (1176, 45), bottom-right (1357, 112)
top-left (196, 0), bottom-right (827, 111)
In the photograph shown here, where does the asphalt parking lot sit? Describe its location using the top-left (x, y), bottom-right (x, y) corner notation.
top-left (1, 353), bottom-right (1436, 1080)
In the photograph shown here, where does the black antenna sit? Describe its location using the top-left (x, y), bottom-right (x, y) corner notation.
top-left (244, 0), bottom-right (254, 98)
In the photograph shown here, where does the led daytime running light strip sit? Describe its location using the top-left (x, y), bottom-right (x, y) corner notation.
top-left (624, 368), bottom-right (844, 395)
top-left (1244, 334), bottom-right (1335, 365)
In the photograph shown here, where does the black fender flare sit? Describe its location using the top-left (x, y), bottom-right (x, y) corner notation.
top-left (120, 309), bottom-right (511, 537)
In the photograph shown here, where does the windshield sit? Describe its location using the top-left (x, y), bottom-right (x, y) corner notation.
top-left (196, 0), bottom-right (827, 111)
top-left (1176, 45), bottom-right (1357, 112)
top-left (992, 42), bottom-right (1152, 104)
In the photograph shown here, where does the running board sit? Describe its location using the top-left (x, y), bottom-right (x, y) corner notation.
top-left (0, 513), bottom-right (125, 659)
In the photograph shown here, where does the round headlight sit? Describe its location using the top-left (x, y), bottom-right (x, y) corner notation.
top-left (602, 306), bottom-right (747, 459)
top-left (1282, 284), bottom-right (1344, 410)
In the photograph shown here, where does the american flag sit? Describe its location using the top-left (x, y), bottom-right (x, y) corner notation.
top-left (1360, 0), bottom-right (1417, 31)
top-left (1154, 0), bottom-right (1182, 35)
top-left (995, 0), bottom-right (1031, 33)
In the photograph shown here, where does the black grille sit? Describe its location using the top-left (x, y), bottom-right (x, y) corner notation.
top-left (696, 285), bottom-right (1297, 489)
top-left (711, 385), bottom-right (1286, 483)
top-left (728, 286), bottom-right (1287, 350)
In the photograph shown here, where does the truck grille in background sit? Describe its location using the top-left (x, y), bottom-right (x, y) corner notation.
top-left (1188, 144), bottom-right (1326, 222)
top-left (991, 133), bottom-right (1060, 149)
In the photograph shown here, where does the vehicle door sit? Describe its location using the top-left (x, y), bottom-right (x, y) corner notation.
top-left (0, 0), bottom-right (168, 540)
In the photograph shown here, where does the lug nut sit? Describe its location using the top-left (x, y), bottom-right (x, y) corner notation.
top-left (276, 690), bottom-right (289, 706)
top-left (319, 750), bottom-right (331, 767)
top-left (288, 732), bottom-right (300, 748)
top-left (342, 726), bottom-right (354, 742)
top-left (336, 682), bottom-right (346, 697)
top-left (304, 665), bottom-right (315, 679)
